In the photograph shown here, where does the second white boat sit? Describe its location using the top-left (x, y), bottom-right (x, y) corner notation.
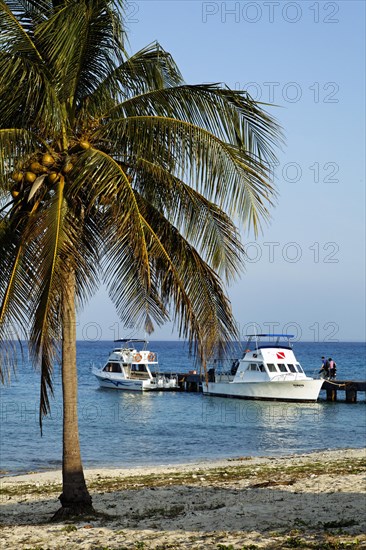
top-left (202, 334), bottom-right (323, 402)
top-left (92, 339), bottom-right (178, 391)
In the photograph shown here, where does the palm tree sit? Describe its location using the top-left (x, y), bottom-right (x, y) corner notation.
top-left (0, 0), bottom-right (281, 517)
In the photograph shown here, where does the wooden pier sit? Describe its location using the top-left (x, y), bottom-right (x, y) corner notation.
top-left (152, 371), bottom-right (202, 391)
top-left (176, 372), bottom-right (202, 392)
top-left (321, 380), bottom-right (366, 402)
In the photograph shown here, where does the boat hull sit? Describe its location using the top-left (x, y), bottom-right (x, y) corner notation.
top-left (202, 379), bottom-right (323, 402)
top-left (94, 373), bottom-right (156, 391)
top-left (93, 370), bottom-right (178, 391)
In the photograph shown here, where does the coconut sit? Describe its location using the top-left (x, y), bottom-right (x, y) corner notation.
top-left (48, 172), bottom-right (59, 184)
top-left (42, 153), bottom-right (55, 167)
top-left (25, 172), bottom-right (37, 183)
top-left (80, 140), bottom-right (91, 150)
top-left (11, 171), bottom-right (23, 182)
top-left (63, 162), bottom-right (73, 174)
top-left (30, 162), bottom-right (47, 174)
top-left (11, 189), bottom-right (20, 198)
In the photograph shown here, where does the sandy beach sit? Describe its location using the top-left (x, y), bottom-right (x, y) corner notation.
top-left (1, 448), bottom-right (365, 549)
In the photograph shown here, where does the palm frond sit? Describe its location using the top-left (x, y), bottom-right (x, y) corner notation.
top-left (102, 188), bottom-right (238, 362)
top-left (138, 201), bottom-right (238, 362)
top-left (0, 225), bottom-right (27, 380)
top-left (3, 1), bottom-right (52, 30)
top-left (34, 0), bottom-right (125, 109)
top-left (28, 177), bottom-right (66, 426)
top-left (0, 0), bottom-right (42, 58)
top-left (133, 158), bottom-right (244, 281)
top-left (69, 147), bottom-right (151, 286)
top-left (62, 206), bottom-right (102, 308)
top-left (106, 84), bottom-right (282, 162)
top-left (97, 115), bottom-right (275, 234)
top-left (83, 41), bottom-right (184, 119)
top-left (116, 41), bottom-right (184, 92)
top-left (102, 224), bottom-right (169, 331)
top-left (0, 205), bottom-right (42, 380)
top-left (0, 52), bottom-right (63, 132)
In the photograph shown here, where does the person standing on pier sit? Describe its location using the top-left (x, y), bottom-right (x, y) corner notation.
top-left (328, 358), bottom-right (337, 379)
top-left (319, 357), bottom-right (329, 378)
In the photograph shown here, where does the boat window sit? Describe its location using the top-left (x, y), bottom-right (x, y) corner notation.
top-left (296, 363), bottom-right (304, 373)
top-left (287, 364), bottom-right (296, 373)
top-left (267, 363), bottom-right (278, 372)
top-left (103, 362), bottom-right (122, 373)
top-left (278, 363), bottom-right (288, 372)
top-left (259, 364), bottom-right (266, 372)
top-left (248, 363), bottom-right (259, 371)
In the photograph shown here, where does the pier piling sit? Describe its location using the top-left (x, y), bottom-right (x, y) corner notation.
top-left (326, 387), bottom-right (338, 401)
top-left (321, 380), bottom-right (365, 403)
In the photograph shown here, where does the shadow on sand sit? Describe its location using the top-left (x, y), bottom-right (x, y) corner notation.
top-left (1, 480), bottom-right (365, 548)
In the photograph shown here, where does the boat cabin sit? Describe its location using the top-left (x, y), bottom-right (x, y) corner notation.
top-left (234, 334), bottom-right (307, 382)
top-left (102, 360), bottom-right (152, 379)
top-left (93, 338), bottom-right (178, 391)
top-left (101, 339), bottom-right (158, 381)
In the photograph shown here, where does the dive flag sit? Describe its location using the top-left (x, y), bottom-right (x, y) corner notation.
top-left (276, 352), bottom-right (286, 359)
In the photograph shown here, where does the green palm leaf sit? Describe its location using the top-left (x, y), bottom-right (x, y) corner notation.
top-left (0, 227), bottom-right (27, 380)
top-left (133, 157), bottom-right (243, 281)
top-left (0, 0), bottom-right (42, 58)
top-left (107, 84), bottom-right (281, 159)
top-left (85, 41), bottom-right (184, 118)
top-left (29, 177), bottom-right (66, 425)
top-left (98, 115), bottom-right (274, 233)
top-left (138, 204), bottom-right (237, 361)
top-left (35, 1), bottom-right (124, 108)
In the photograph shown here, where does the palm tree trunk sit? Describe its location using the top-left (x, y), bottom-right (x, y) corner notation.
top-left (54, 266), bottom-right (93, 519)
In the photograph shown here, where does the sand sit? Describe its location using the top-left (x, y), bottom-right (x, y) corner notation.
top-left (1, 448), bottom-right (365, 549)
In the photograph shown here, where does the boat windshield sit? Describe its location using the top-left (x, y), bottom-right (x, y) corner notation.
top-left (246, 363), bottom-right (266, 373)
top-left (296, 363), bottom-right (304, 373)
top-left (103, 362), bottom-right (122, 373)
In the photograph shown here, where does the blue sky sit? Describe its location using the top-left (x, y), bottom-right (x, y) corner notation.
top-left (78, 0), bottom-right (365, 342)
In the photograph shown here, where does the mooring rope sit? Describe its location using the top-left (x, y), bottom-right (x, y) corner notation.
top-left (323, 379), bottom-right (352, 388)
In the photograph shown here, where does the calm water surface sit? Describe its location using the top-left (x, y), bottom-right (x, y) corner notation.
top-left (1, 340), bottom-right (365, 474)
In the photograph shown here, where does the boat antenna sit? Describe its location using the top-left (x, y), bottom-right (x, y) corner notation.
top-left (253, 324), bottom-right (258, 350)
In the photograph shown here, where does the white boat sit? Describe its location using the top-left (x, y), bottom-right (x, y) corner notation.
top-left (92, 339), bottom-right (178, 391)
top-left (202, 334), bottom-right (323, 402)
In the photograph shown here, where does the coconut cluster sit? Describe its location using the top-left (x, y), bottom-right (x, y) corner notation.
top-left (10, 141), bottom-right (91, 199)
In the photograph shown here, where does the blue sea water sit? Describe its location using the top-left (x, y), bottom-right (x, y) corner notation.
top-left (1, 340), bottom-right (365, 475)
